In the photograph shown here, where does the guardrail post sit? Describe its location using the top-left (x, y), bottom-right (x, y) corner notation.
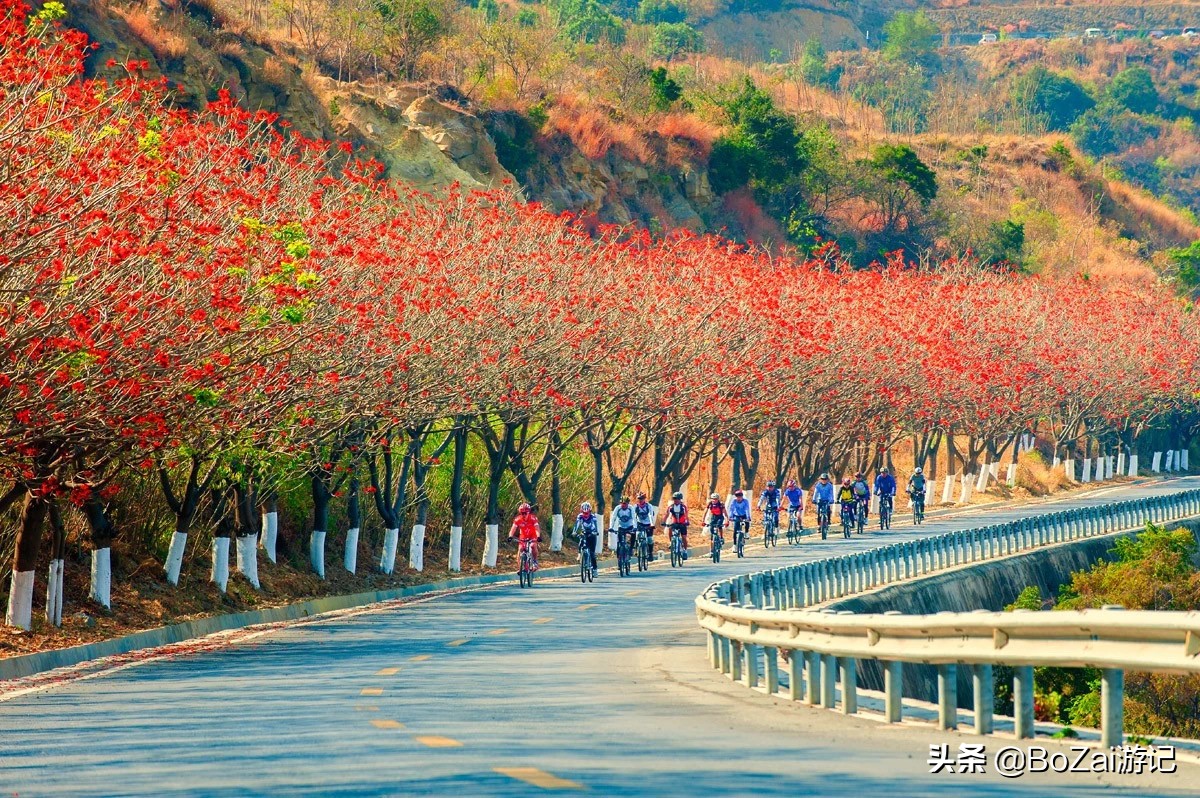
top-left (788, 649), bottom-right (803, 700)
top-left (884, 661), bottom-right (902, 723)
top-left (805, 651), bottom-right (820, 704)
top-left (730, 640), bottom-right (743, 682)
top-left (717, 634), bottom-right (729, 674)
top-left (1014, 665), bottom-right (1035, 739)
top-left (820, 653), bottom-right (837, 708)
top-left (745, 643), bottom-right (760, 688)
top-left (1101, 605), bottom-right (1125, 748)
top-left (937, 664), bottom-right (957, 730)
top-left (973, 664), bottom-right (994, 734)
top-left (840, 657), bottom-right (858, 714)
top-left (707, 630), bottom-right (717, 668)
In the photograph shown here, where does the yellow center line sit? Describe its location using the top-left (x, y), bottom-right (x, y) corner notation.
top-left (370, 719), bottom-right (405, 730)
top-left (488, 628), bottom-right (509, 636)
top-left (447, 638), bottom-right (470, 647)
top-left (624, 589), bottom-right (645, 597)
top-left (414, 736), bottom-right (463, 748)
top-left (360, 688), bottom-right (383, 696)
top-left (409, 654), bottom-right (433, 662)
top-left (375, 667), bottom-right (401, 676)
top-left (494, 767), bottom-right (584, 790)
top-left (533, 617), bottom-right (554, 624)
top-left (577, 604), bottom-right (599, 611)
top-left (354, 705), bottom-right (380, 712)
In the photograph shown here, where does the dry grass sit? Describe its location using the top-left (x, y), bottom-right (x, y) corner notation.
top-left (261, 56), bottom-right (291, 87)
top-left (656, 113), bottom-right (720, 160)
top-left (116, 8), bottom-right (189, 61)
top-left (1015, 451), bottom-right (1069, 497)
top-left (215, 39), bottom-right (248, 61)
top-left (545, 96), bottom-right (654, 163)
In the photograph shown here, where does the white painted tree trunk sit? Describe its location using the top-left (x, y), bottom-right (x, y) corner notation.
top-left (1065, 459), bottom-right (1076, 481)
top-left (958, 474), bottom-right (972, 504)
top-left (236, 535), bottom-right (260, 589)
top-left (1117, 453), bottom-right (1126, 478)
top-left (869, 494), bottom-right (879, 515)
top-left (1107, 456), bottom-right (1116, 479)
top-left (481, 524), bottom-right (499, 567)
top-left (595, 525), bottom-right (605, 555)
top-left (211, 537), bottom-right (230, 593)
top-left (940, 476), bottom-right (954, 504)
top-left (1152, 451), bottom-right (1162, 472)
top-left (989, 462), bottom-right (1000, 480)
top-left (344, 527), bottom-right (359, 574)
top-left (1052, 455), bottom-right (1061, 468)
top-left (449, 526), bottom-right (463, 571)
top-left (608, 529), bottom-right (618, 551)
top-left (261, 511), bottom-right (278, 564)
top-left (1005, 463), bottom-right (1017, 486)
top-left (379, 528), bottom-right (399, 574)
top-left (974, 467), bottom-right (989, 492)
top-left (45, 559), bottom-right (64, 626)
top-left (1081, 458), bottom-right (1092, 483)
top-left (309, 530), bottom-right (326, 578)
top-left (1182, 450), bottom-right (1190, 471)
top-left (1165, 451), bottom-right (1174, 472)
top-left (164, 531), bottom-right (187, 586)
top-left (409, 524), bottom-right (425, 572)
top-left (550, 514), bottom-right (564, 551)
top-left (6, 570), bottom-right (33, 630)
top-left (90, 547), bottom-right (112, 609)
top-left (1128, 454), bottom-right (1139, 477)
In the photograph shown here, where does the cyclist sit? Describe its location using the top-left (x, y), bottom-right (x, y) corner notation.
top-left (572, 502), bottom-right (601, 577)
top-left (662, 491), bottom-right (690, 560)
top-left (811, 473), bottom-right (835, 506)
top-left (506, 503), bottom-right (542, 571)
top-left (632, 491), bottom-right (656, 559)
top-left (875, 467), bottom-right (897, 520)
top-left (757, 480), bottom-right (781, 516)
top-left (836, 477), bottom-right (857, 527)
top-left (851, 472), bottom-right (871, 516)
top-left (609, 496), bottom-right (637, 562)
top-left (703, 492), bottom-right (727, 554)
top-left (729, 488), bottom-right (752, 546)
top-left (783, 478), bottom-right (804, 528)
top-left (908, 467), bottom-right (928, 509)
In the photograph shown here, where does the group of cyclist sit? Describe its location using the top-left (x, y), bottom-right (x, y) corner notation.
top-left (507, 467), bottom-right (931, 574)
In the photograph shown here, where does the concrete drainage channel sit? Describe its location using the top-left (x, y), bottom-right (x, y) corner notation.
top-left (695, 488), bottom-right (1200, 749)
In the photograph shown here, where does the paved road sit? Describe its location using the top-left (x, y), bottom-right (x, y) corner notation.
top-left (3, 477), bottom-right (1200, 796)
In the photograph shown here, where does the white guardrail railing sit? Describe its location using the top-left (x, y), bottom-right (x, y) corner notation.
top-left (695, 488), bottom-right (1200, 748)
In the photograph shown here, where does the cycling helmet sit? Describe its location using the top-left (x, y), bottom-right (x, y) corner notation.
top-left (580, 502), bottom-right (592, 513)
top-left (914, 467), bottom-right (923, 475)
top-left (855, 472), bottom-right (864, 479)
top-left (672, 491), bottom-right (683, 500)
top-left (880, 467), bottom-right (889, 474)
top-left (637, 492), bottom-right (647, 500)
top-left (766, 480), bottom-right (776, 487)
top-left (819, 472), bottom-right (830, 480)
top-left (786, 479), bottom-right (797, 488)
top-left (518, 503), bottom-right (531, 515)
top-left (733, 489), bottom-right (744, 497)
top-left (709, 492), bottom-right (720, 501)
top-left (620, 496), bottom-right (630, 504)
top-left (843, 477), bottom-right (852, 485)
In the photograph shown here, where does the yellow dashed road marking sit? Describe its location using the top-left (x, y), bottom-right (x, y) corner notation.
top-left (447, 638), bottom-right (470, 647)
top-left (414, 736), bottom-right (463, 748)
top-left (577, 604), bottom-right (598, 611)
top-left (360, 688), bottom-right (383, 696)
top-left (370, 719), bottom-right (405, 729)
top-left (354, 705), bottom-right (380, 712)
top-left (624, 590), bottom-right (645, 597)
top-left (494, 767), bottom-right (584, 790)
top-left (488, 628), bottom-right (509, 636)
top-left (410, 654), bottom-right (433, 662)
top-left (375, 667), bottom-right (401, 676)
top-left (533, 617), bottom-right (554, 624)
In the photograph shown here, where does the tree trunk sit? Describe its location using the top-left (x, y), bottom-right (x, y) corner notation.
top-left (344, 476), bottom-right (360, 574)
top-left (6, 493), bottom-right (45, 630)
top-left (84, 495), bottom-right (115, 610)
top-left (261, 493), bottom-right (279, 564)
top-left (449, 423), bottom-right (467, 570)
top-left (550, 452), bottom-right (564, 551)
top-left (310, 471), bottom-right (330, 578)
top-left (45, 500), bottom-right (66, 627)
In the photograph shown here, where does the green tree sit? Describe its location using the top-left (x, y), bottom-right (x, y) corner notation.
top-left (882, 10), bottom-right (939, 62)
top-left (649, 22), bottom-right (702, 62)
top-left (1010, 67), bottom-right (1094, 132)
top-left (376, 0), bottom-right (447, 80)
top-left (636, 0), bottom-right (686, 24)
top-left (798, 38), bottom-right (829, 87)
top-left (557, 0), bottom-right (626, 44)
top-left (517, 8), bottom-right (538, 27)
top-left (1070, 104), bottom-right (1156, 157)
top-left (478, 0), bottom-right (500, 23)
top-left (1107, 66), bottom-right (1158, 115)
top-left (647, 66), bottom-right (682, 111)
top-left (981, 219), bottom-right (1025, 267)
top-left (1166, 240), bottom-right (1200, 296)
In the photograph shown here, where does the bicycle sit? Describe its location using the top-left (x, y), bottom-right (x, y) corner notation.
top-left (761, 508), bottom-right (778, 548)
top-left (578, 536), bottom-right (596, 583)
top-left (517, 539), bottom-right (536, 589)
top-left (840, 502), bottom-right (855, 539)
top-left (856, 498), bottom-right (868, 535)
top-left (878, 494), bottom-right (893, 531)
top-left (636, 526), bottom-right (652, 571)
top-left (615, 529), bottom-right (633, 577)
top-left (668, 525), bottom-right (686, 568)
top-left (709, 518), bottom-right (724, 563)
top-left (785, 506), bottom-right (802, 544)
top-left (910, 490), bottom-right (926, 525)
top-left (731, 517), bottom-right (749, 558)
top-left (816, 500), bottom-right (832, 540)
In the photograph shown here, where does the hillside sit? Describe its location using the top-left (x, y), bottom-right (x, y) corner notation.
top-left (58, 0), bottom-right (1200, 281)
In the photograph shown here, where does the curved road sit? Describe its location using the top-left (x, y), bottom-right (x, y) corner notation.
top-left (3, 477), bottom-right (1200, 796)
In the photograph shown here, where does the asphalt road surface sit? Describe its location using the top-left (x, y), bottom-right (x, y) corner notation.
top-left (3, 476), bottom-right (1200, 796)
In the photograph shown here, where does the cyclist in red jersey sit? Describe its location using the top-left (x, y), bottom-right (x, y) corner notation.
top-left (507, 503), bottom-right (542, 571)
top-left (663, 491), bottom-right (689, 560)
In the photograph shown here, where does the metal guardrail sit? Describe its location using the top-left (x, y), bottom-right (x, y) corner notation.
top-left (695, 488), bottom-right (1200, 748)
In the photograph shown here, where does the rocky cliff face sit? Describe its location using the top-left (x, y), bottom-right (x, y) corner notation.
top-left (66, 1), bottom-right (717, 233)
